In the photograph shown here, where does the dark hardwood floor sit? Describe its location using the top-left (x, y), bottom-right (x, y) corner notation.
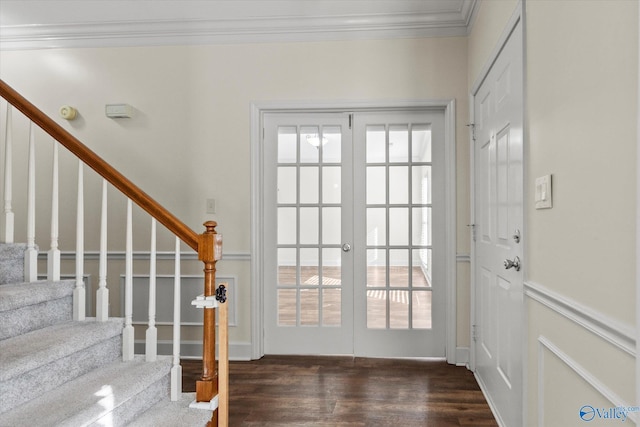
top-left (182, 356), bottom-right (498, 426)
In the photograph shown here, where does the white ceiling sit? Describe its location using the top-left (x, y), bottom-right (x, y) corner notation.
top-left (0, 0), bottom-right (478, 50)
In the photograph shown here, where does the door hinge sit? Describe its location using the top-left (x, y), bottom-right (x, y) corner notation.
top-left (468, 223), bottom-right (476, 242)
top-left (472, 324), bottom-right (478, 342)
top-left (466, 123), bottom-right (476, 141)
top-left (348, 113), bottom-right (353, 130)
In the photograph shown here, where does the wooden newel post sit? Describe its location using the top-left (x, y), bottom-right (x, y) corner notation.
top-left (196, 221), bottom-right (219, 405)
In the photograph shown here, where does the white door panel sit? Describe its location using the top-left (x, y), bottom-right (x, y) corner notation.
top-left (473, 20), bottom-right (524, 427)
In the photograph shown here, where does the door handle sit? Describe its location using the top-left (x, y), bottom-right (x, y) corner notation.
top-left (342, 243), bottom-right (352, 252)
top-left (504, 256), bottom-right (521, 271)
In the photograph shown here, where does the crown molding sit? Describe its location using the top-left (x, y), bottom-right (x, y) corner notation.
top-left (0, 1), bottom-right (478, 50)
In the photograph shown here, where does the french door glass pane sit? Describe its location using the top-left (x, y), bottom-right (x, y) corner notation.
top-left (278, 289), bottom-right (296, 326)
top-left (300, 126), bottom-right (320, 163)
top-left (412, 166), bottom-right (431, 204)
top-left (300, 248), bottom-right (318, 284)
top-left (389, 166), bottom-right (408, 204)
top-left (301, 289), bottom-right (319, 326)
top-left (367, 289), bottom-right (386, 329)
top-left (277, 248), bottom-right (297, 285)
top-left (412, 291), bottom-right (432, 329)
top-left (323, 126), bottom-right (342, 163)
top-left (388, 208), bottom-right (408, 246)
top-left (412, 125), bottom-right (432, 162)
top-left (300, 167), bottom-right (318, 204)
top-left (389, 290), bottom-right (409, 329)
top-left (366, 125), bottom-right (386, 163)
top-left (366, 249), bottom-right (386, 287)
top-left (299, 208), bottom-right (319, 245)
top-left (389, 249), bottom-right (409, 287)
top-left (389, 125), bottom-right (409, 162)
top-left (322, 207), bottom-right (341, 244)
top-left (366, 167), bottom-right (386, 204)
top-left (277, 208), bottom-right (296, 245)
top-left (322, 288), bottom-right (341, 326)
top-left (322, 166), bottom-right (341, 203)
top-left (278, 127), bottom-right (297, 163)
top-left (278, 167), bottom-right (296, 204)
top-left (366, 208), bottom-right (386, 246)
top-left (411, 248), bottom-right (431, 288)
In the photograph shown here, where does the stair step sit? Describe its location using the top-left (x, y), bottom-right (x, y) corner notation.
top-left (0, 319), bottom-right (123, 413)
top-left (130, 392), bottom-right (214, 427)
top-left (0, 356), bottom-right (172, 427)
top-left (0, 280), bottom-right (75, 340)
top-left (0, 243), bottom-right (27, 285)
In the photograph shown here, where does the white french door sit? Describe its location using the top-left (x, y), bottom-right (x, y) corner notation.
top-left (263, 113), bottom-right (354, 354)
top-left (262, 109), bottom-right (446, 357)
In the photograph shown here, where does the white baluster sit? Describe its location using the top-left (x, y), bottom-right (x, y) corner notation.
top-left (73, 161), bottom-right (85, 321)
top-left (96, 179), bottom-right (109, 321)
top-left (24, 122), bottom-right (38, 282)
top-left (123, 199), bottom-right (135, 361)
top-left (146, 218), bottom-right (157, 362)
top-left (170, 236), bottom-right (182, 401)
top-left (47, 142), bottom-right (60, 281)
top-left (3, 105), bottom-right (14, 243)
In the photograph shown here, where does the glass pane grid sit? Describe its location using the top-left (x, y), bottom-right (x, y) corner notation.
top-left (366, 123), bottom-right (432, 331)
top-left (277, 124), bottom-right (343, 329)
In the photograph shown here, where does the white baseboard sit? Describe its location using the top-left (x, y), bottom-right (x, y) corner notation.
top-left (134, 340), bottom-right (253, 361)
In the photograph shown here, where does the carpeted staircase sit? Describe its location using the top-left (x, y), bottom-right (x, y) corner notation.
top-left (0, 243), bottom-right (213, 426)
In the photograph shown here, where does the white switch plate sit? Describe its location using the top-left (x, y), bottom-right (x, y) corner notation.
top-left (206, 198), bottom-right (216, 214)
top-left (535, 175), bottom-right (552, 209)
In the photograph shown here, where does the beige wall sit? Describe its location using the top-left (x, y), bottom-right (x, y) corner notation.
top-left (469, 0), bottom-right (637, 425)
top-left (0, 36), bottom-right (470, 354)
top-left (525, 1), bottom-right (637, 424)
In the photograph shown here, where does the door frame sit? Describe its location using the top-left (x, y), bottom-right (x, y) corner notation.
top-left (251, 99), bottom-right (457, 362)
top-left (468, 0), bottom-right (525, 421)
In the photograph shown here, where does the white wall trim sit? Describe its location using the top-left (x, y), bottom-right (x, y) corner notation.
top-left (636, 0), bottom-right (640, 407)
top-left (0, 3), bottom-right (479, 50)
top-left (538, 336), bottom-right (638, 425)
top-left (525, 281), bottom-right (636, 357)
top-left (38, 250), bottom-right (251, 262)
top-left (134, 339), bottom-right (252, 361)
top-left (251, 99), bottom-right (457, 361)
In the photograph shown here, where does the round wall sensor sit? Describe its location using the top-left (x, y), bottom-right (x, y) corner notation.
top-left (59, 105), bottom-right (78, 120)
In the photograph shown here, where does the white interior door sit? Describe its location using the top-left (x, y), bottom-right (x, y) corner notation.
top-left (472, 20), bottom-right (524, 427)
top-left (263, 109), bottom-right (447, 358)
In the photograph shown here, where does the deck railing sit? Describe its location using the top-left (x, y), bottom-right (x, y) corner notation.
top-left (0, 79), bottom-right (228, 426)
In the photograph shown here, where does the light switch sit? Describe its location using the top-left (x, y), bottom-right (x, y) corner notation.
top-left (535, 175), bottom-right (552, 209)
top-left (206, 199), bottom-right (216, 214)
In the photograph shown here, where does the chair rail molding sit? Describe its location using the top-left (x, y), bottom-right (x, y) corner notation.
top-left (524, 281), bottom-right (635, 357)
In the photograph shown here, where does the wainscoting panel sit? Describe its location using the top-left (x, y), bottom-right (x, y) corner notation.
top-left (525, 282), bottom-right (636, 426)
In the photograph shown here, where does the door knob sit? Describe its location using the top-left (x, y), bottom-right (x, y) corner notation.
top-left (504, 256), bottom-right (521, 271)
top-left (342, 243), bottom-right (352, 252)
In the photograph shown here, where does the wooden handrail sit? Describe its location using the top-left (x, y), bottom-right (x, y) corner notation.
top-left (0, 79), bottom-right (199, 251)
